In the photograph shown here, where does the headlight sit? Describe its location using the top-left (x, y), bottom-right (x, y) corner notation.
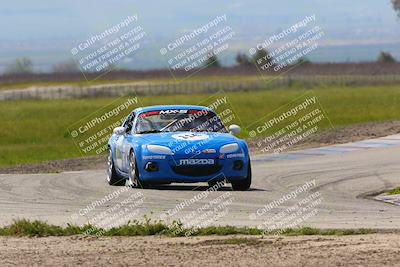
top-left (147, 145), bottom-right (174, 155)
top-left (220, 143), bottom-right (239, 154)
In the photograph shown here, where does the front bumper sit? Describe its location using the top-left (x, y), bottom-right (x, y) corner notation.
top-left (137, 153), bottom-right (249, 183)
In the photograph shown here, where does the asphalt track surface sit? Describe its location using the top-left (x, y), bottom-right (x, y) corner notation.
top-left (0, 135), bottom-right (399, 229)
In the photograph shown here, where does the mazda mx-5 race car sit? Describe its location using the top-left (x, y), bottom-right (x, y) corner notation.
top-left (106, 105), bottom-right (251, 190)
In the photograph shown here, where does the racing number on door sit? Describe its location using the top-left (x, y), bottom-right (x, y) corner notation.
top-left (179, 133), bottom-right (197, 140)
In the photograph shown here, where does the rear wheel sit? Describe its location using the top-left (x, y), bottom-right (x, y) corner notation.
top-left (127, 150), bottom-right (148, 189)
top-left (231, 161), bottom-right (251, 191)
top-left (106, 149), bottom-right (126, 186)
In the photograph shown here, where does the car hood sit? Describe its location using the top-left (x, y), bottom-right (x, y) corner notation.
top-left (135, 131), bottom-right (240, 154)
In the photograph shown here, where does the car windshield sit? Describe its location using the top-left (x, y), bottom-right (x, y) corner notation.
top-left (134, 109), bottom-right (227, 134)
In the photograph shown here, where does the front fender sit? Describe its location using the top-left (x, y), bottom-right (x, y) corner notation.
top-left (108, 134), bottom-right (119, 157)
top-left (237, 139), bottom-right (250, 159)
top-left (124, 136), bottom-right (144, 172)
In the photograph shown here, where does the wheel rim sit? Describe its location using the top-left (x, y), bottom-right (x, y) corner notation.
top-left (128, 153), bottom-right (138, 187)
top-left (106, 150), bottom-right (113, 182)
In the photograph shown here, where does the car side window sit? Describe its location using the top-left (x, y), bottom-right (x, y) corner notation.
top-left (123, 112), bottom-right (135, 134)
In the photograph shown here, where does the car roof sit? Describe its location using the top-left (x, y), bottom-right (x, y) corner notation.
top-left (133, 105), bottom-right (213, 114)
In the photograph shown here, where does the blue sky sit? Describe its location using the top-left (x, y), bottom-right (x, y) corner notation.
top-left (0, 0), bottom-right (399, 71)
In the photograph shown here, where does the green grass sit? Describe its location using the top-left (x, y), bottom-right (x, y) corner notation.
top-left (387, 187), bottom-right (400, 195)
top-left (1, 85), bottom-right (400, 167)
top-left (0, 219), bottom-right (374, 237)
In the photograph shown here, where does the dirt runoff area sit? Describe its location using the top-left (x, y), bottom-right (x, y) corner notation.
top-left (1, 120), bottom-right (400, 174)
top-left (1, 234), bottom-right (399, 266)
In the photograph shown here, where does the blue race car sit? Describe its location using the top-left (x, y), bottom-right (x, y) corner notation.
top-left (106, 105), bottom-right (251, 190)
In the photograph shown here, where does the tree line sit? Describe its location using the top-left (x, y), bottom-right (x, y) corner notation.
top-left (4, 49), bottom-right (397, 75)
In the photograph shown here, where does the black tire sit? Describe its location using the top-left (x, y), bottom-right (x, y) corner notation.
top-left (231, 161), bottom-right (251, 191)
top-left (106, 148), bottom-right (126, 186)
top-left (208, 180), bottom-right (224, 189)
top-left (208, 180), bottom-right (219, 188)
top-left (128, 150), bottom-right (148, 189)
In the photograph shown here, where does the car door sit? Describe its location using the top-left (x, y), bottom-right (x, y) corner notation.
top-left (115, 112), bottom-right (135, 172)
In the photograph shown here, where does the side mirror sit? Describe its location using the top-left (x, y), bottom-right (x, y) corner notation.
top-left (113, 126), bottom-right (126, 135)
top-left (228, 124), bottom-right (241, 135)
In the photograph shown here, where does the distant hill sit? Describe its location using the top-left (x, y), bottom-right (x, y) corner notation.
top-left (0, 0), bottom-right (399, 71)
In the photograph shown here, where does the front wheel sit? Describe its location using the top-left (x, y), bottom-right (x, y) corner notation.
top-left (231, 161), bottom-right (251, 191)
top-left (106, 149), bottom-right (126, 186)
top-left (128, 150), bottom-right (148, 189)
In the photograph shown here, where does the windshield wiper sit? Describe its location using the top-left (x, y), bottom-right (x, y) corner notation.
top-left (160, 119), bottom-right (178, 132)
top-left (136, 130), bottom-right (163, 134)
